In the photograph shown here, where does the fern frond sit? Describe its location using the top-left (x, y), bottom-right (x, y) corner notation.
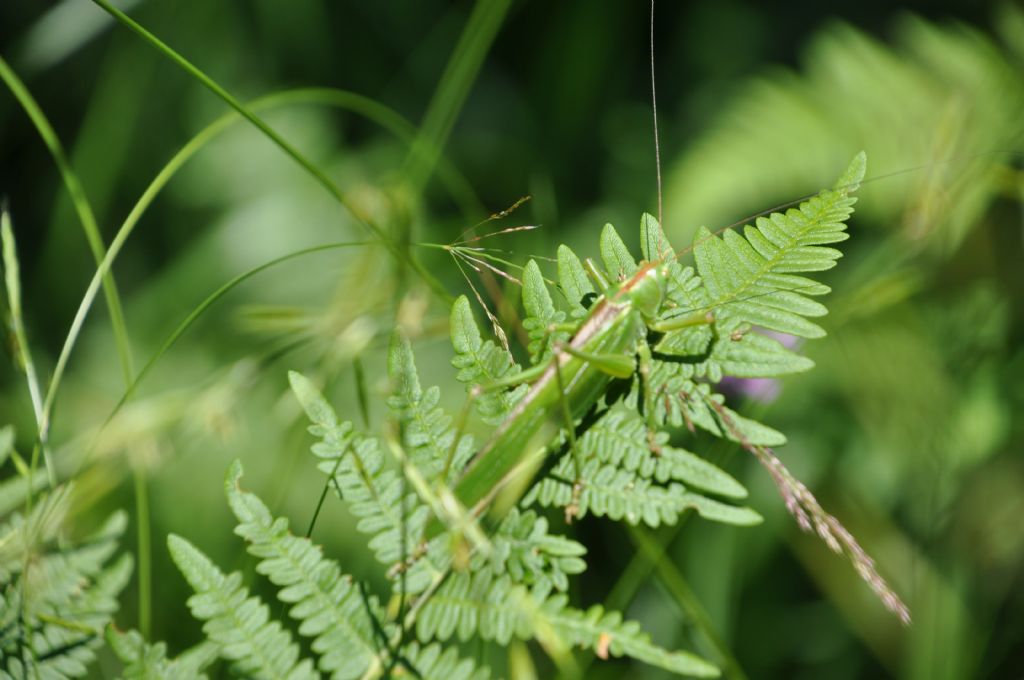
top-left (0, 484), bottom-right (73, 581)
top-left (400, 642), bottom-right (491, 680)
top-left (538, 595), bottom-right (720, 677)
top-left (417, 575), bottom-right (719, 677)
top-left (599, 224), bottom-right (638, 281)
top-left (576, 405), bottom-right (748, 497)
top-left (556, 245), bottom-right (595, 317)
top-left (638, 158), bottom-right (861, 385)
top-left (290, 371), bottom-right (446, 591)
top-left (167, 534), bottom-right (318, 680)
top-left (1, 553), bottom-right (132, 680)
top-left (521, 259), bottom-right (568, 364)
top-left (449, 296), bottom-right (525, 424)
top-left (691, 152), bottom-right (864, 340)
top-left (106, 627), bottom-right (217, 680)
top-left (0, 481), bottom-right (130, 679)
top-left (529, 458), bottom-right (761, 528)
top-left (488, 508), bottom-right (586, 593)
top-left (19, 512), bottom-right (127, 622)
top-left (225, 459), bottom-right (390, 680)
top-left (387, 332), bottom-right (475, 483)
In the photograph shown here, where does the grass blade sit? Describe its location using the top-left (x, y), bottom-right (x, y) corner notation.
top-left (88, 0), bottom-right (448, 301)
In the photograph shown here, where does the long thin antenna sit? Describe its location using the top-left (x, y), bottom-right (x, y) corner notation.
top-left (650, 0), bottom-right (663, 230)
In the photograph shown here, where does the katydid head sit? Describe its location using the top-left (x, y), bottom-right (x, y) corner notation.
top-left (624, 261), bottom-right (666, 320)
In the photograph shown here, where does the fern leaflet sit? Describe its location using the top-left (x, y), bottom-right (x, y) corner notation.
top-left (167, 534), bottom-right (318, 680)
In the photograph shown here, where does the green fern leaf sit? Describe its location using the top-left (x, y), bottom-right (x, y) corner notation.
top-left (0, 486), bottom-right (131, 680)
top-left (599, 224), bottom-right (638, 281)
top-left (576, 405), bottom-right (748, 498)
top-left (417, 576), bottom-right (718, 677)
top-left (225, 460), bottom-right (389, 680)
top-left (449, 295), bottom-right (526, 424)
top-left (2, 553), bottom-right (133, 680)
top-left (538, 596), bottom-right (720, 677)
top-left (522, 259), bottom-right (568, 364)
top-left (488, 508), bottom-right (586, 592)
top-left (691, 153), bottom-right (864, 340)
top-left (106, 627), bottom-right (217, 680)
top-left (400, 642), bottom-right (490, 680)
top-left (387, 332), bottom-right (475, 481)
top-left (167, 534), bottom-right (318, 680)
top-left (19, 512), bottom-right (128, 625)
top-left (556, 244), bottom-right (594, 317)
top-left (529, 458), bottom-right (761, 528)
top-left (290, 371), bottom-right (445, 591)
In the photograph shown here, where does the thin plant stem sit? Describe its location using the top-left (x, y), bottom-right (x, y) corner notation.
top-left (0, 59), bottom-right (151, 638)
top-left (629, 526), bottom-right (750, 680)
top-left (132, 466), bottom-right (152, 638)
top-left (49, 85), bottom-right (484, 468)
top-left (1, 210), bottom-right (56, 489)
top-left (0, 56), bottom-right (135, 436)
top-left (403, 0), bottom-right (512, 195)
top-left (89, 0), bottom-right (449, 301)
top-left (0, 56), bottom-right (134, 384)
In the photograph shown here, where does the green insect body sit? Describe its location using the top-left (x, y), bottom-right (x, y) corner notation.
top-left (451, 260), bottom-right (675, 518)
top-left (430, 152), bottom-right (866, 539)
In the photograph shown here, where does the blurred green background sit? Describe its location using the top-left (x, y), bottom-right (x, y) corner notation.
top-left (2, 0), bottom-right (1023, 677)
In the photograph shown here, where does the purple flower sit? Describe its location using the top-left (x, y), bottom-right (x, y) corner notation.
top-left (719, 330), bottom-right (800, 403)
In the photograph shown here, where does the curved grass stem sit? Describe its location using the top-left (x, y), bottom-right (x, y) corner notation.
top-left (89, 0), bottom-right (449, 301)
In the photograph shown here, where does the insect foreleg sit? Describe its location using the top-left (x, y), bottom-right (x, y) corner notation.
top-left (635, 335), bottom-right (662, 452)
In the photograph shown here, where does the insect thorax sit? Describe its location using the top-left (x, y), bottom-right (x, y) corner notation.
top-left (623, 261), bottom-right (667, 320)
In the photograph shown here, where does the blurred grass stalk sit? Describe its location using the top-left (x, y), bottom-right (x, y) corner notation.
top-left (1, 208), bottom-right (55, 489)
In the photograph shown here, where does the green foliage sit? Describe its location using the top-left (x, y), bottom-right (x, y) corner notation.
top-left (556, 245), bottom-right (596, 317)
top-left (234, 156), bottom-right (863, 676)
top-left (386, 333), bottom-right (475, 484)
top-left (450, 296), bottom-right (527, 424)
top-left (665, 13), bottom-right (1024, 257)
top-left (5, 148), bottom-right (868, 678)
top-left (159, 461), bottom-right (490, 680)
top-left (526, 405), bottom-right (761, 527)
top-left (7, 0), bottom-right (1021, 675)
top-left (522, 259), bottom-right (568, 364)
top-left (0, 478), bottom-right (132, 679)
top-left (286, 364), bottom-right (729, 673)
top-left (105, 627), bottom-right (217, 680)
top-left (416, 576), bottom-right (719, 677)
top-left (289, 370), bottom-right (446, 594)
top-left (225, 459), bottom-right (386, 679)
top-left (167, 533), bottom-right (318, 680)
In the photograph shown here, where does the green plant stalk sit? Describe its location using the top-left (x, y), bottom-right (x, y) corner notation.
top-left (0, 56), bottom-right (135, 427)
top-left (89, 0), bottom-right (448, 301)
top-left (428, 259), bottom-right (710, 536)
top-left (403, 0), bottom-right (512, 194)
top-left (1, 210), bottom-right (56, 489)
top-left (132, 465), bottom-right (151, 638)
top-left (82, 242), bottom-right (372, 471)
top-left (1, 57), bottom-right (156, 637)
top-left (630, 526), bottom-right (749, 680)
top-left (59, 86), bottom-right (485, 473)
